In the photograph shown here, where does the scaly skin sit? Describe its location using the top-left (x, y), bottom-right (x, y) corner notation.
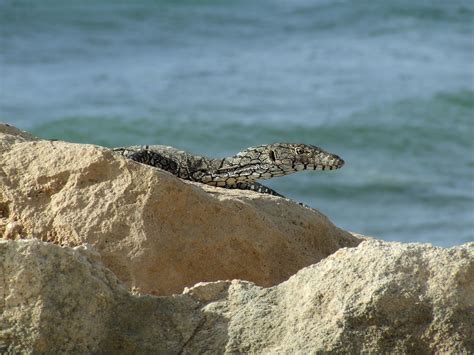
top-left (112, 143), bottom-right (344, 197)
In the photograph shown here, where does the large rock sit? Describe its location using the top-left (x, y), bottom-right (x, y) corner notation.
top-left (0, 123), bottom-right (360, 295)
top-left (2, 239), bottom-right (472, 353)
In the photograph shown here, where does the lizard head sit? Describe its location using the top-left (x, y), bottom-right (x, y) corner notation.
top-left (218, 143), bottom-right (344, 182)
top-left (253, 143), bottom-right (344, 172)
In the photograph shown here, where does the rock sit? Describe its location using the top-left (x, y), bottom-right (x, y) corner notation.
top-left (0, 123), bottom-right (361, 295)
top-left (0, 123), bottom-right (38, 148)
top-left (3, 221), bottom-right (23, 240)
top-left (2, 239), bottom-right (473, 353)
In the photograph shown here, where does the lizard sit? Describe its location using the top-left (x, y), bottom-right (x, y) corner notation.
top-left (112, 143), bottom-right (344, 197)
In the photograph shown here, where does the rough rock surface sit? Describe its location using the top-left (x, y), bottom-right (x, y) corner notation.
top-left (0, 123), bottom-right (361, 295)
top-left (2, 239), bottom-right (473, 353)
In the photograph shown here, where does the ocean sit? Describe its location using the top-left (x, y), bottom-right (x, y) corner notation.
top-left (1, 0), bottom-right (473, 246)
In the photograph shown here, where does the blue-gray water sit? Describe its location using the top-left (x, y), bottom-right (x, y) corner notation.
top-left (1, 0), bottom-right (473, 246)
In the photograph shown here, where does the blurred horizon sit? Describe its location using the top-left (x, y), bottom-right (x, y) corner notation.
top-left (1, 0), bottom-right (473, 246)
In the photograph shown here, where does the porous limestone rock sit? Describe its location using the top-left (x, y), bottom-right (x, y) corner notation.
top-left (1, 239), bottom-right (473, 353)
top-left (0, 123), bottom-right (361, 295)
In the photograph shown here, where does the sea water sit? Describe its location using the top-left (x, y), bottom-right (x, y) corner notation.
top-left (1, 0), bottom-right (473, 246)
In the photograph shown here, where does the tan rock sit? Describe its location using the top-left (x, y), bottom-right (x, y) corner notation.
top-left (0, 123), bottom-right (360, 295)
top-left (2, 239), bottom-right (472, 353)
top-left (0, 123), bottom-right (38, 148)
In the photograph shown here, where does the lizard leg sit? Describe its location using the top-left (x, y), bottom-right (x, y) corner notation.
top-left (232, 182), bottom-right (285, 197)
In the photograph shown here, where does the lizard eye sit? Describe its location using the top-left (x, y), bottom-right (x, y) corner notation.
top-left (269, 150), bottom-right (276, 162)
top-left (295, 147), bottom-right (304, 155)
